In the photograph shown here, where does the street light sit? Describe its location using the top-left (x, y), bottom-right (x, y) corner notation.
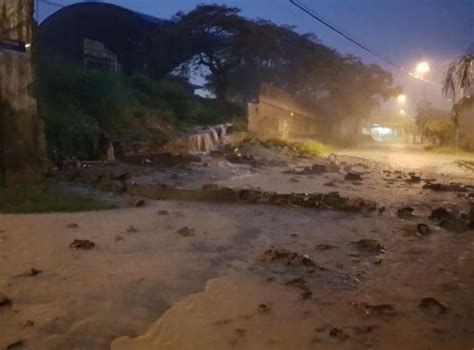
top-left (415, 61), bottom-right (430, 77)
top-left (397, 94), bottom-right (407, 104)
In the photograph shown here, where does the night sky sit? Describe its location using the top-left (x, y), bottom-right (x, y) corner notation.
top-left (38, 0), bottom-right (474, 113)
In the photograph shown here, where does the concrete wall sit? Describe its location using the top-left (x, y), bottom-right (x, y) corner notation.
top-left (0, 0), bottom-right (47, 185)
top-left (458, 106), bottom-right (474, 150)
top-left (248, 84), bottom-right (320, 141)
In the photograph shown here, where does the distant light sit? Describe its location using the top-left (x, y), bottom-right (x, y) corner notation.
top-left (290, 112), bottom-right (294, 117)
top-left (415, 61), bottom-right (430, 75)
top-left (397, 94), bottom-right (407, 104)
top-left (400, 109), bottom-right (406, 116)
top-left (25, 43), bottom-right (31, 48)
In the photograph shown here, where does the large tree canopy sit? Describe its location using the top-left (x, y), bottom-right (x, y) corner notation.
top-left (166, 4), bottom-right (399, 122)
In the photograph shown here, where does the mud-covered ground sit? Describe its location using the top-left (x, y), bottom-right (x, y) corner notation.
top-left (0, 142), bottom-right (473, 350)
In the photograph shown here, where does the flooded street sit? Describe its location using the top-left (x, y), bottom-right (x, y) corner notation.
top-left (1, 142), bottom-right (473, 349)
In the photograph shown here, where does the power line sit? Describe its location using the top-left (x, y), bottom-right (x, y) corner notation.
top-left (289, 0), bottom-right (441, 87)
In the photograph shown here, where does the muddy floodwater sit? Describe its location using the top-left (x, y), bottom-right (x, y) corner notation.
top-left (1, 143), bottom-right (473, 349)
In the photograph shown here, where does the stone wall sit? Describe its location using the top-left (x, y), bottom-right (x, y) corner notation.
top-left (0, 0), bottom-right (47, 185)
top-left (248, 84), bottom-right (320, 141)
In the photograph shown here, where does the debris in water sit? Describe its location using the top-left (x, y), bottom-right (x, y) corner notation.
top-left (66, 223), bottom-right (79, 229)
top-left (259, 249), bottom-right (317, 268)
top-left (126, 225), bottom-right (138, 233)
top-left (353, 302), bottom-right (395, 316)
top-left (316, 244), bottom-right (337, 251)
top-left (417, 223), bottom-right (431, 236)
top-left (0, 293), bottom-right (12, 307)
top-left (131, 199), bottom-right (146, 207)
top-left (419, 297), bottom-right (448, 315)
top-left (157, 210), bottom-right (170, 215)
top-left (284, 164), bottom-right (327, 175)
top-left (429, 208), bottom-right (455, 222)
top-left (258, 303), bottom-right (271, 314)
top-left (345, 172), bottom-right (362, 181)
top-left (21, 320), bottom-right (35, 327)
top-left (19, 268), bottom-right (42, 277)
top-left (70, 239), bottom-right (95, 250)
top-left (352, 325), bottom-right (376, 335)
top-left (5, 340), bottom-right (24, 350)
top-left (176, 227), bottom-right (195, 237)
top-left (423, 182), bottom-right (469, 192)
top-left (397, 207), bottom-right (415, 219)
top-left (406, 175), bottom-right (421, 183)
top-left (329, 328), bottom-right (349, 341)
top-left (353, 239), bottom-right (385, 254)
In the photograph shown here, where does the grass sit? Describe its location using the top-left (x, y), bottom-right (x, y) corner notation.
top-left (0, 187), bottom-right (116, 214)
top-left (265, 138), bottom-right (339, 157)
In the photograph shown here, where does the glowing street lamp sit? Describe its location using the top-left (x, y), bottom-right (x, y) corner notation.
top-left (415, 61), bottom-right (430, 76)
top-left (397, 94), bottom-right (407, 104)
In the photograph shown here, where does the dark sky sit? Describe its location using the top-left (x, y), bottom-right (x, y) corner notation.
top-left (39, 0), bottom-right (474, 113)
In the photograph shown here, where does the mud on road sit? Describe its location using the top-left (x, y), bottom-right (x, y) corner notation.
top-left (1, 142), bottom-right (473, 349)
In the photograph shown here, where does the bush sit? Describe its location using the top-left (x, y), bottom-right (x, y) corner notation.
top-left (37, 63), bottom-right (244, 162)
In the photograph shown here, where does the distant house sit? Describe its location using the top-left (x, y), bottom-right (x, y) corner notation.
top-left (38, 2), bottom-right (200, 78)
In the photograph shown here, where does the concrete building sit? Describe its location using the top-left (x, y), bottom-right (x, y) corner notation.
top-left (248, 84), bottom-right (321, 141)
top-left (0, 0), bottom-right (47, 185)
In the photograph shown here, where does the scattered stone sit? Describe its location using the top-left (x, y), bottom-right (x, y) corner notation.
top-left (354, 302), bottom-right (395, 316)
top-left (397, 207), bottom-right (415, 219)
top-left (417, 223), bottom-right (431, 236)
top-left (429, 208), bottom-right (455, 222)
top-left (21, 320), bottom-right (35, 328)
top-left (70, 239), bottom-right (95, 250)
top-left (329, 328), bottom-right (349, 341)
top-left (110, 168), bottom-right (129, 180)
top-left (345, 172), bottom-right (362, 181)
top-left (157, 210), bottom-right (170, 215)
top-left (130, 185), bottom-right (377, 213)
top-left (423, 182), bottom-right (469, 192)
top-left (353, 239), bottom-right (385, 255)
top-left (289, 178), bottom-right (299, 183)
top-left (0, 293), bottom-right (12, 307)
top-left (301, 290), bottom-right (313, 300)
top-left (115, 236), bottom-right (124, 241)
top-left (131, 199), bottom-right (146, 207)
top-left (406, 175), bottom-right (421, 183)
top-left (259, 249), bottom-right (317, 268)
top-left (5, 340), bottom-right (24, 350)
top-left (284, 164), bottom-right (327, 175)
top-left (316, 244), bottom-right (337, 251)
top-left (66, 223), bottom-right (79, 229)
top-left (258, 303), bottom-right (271, 314)
top-left (352, 326), bottom-right (375, 335)
top-left (126, 225), bottom-right (138, 233)
top-left (315, 324), bottom-right (329, 332)
top-left (19, 268), bottom-right (42, 277)
top-left (285, 277), bottom-right (307, 287)
top-left (419, 297), bottom-right (448, 315)
top-left (176, 227), bottom-right (195, 237)
top-left (234, 328), bottom-right (247, 337)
